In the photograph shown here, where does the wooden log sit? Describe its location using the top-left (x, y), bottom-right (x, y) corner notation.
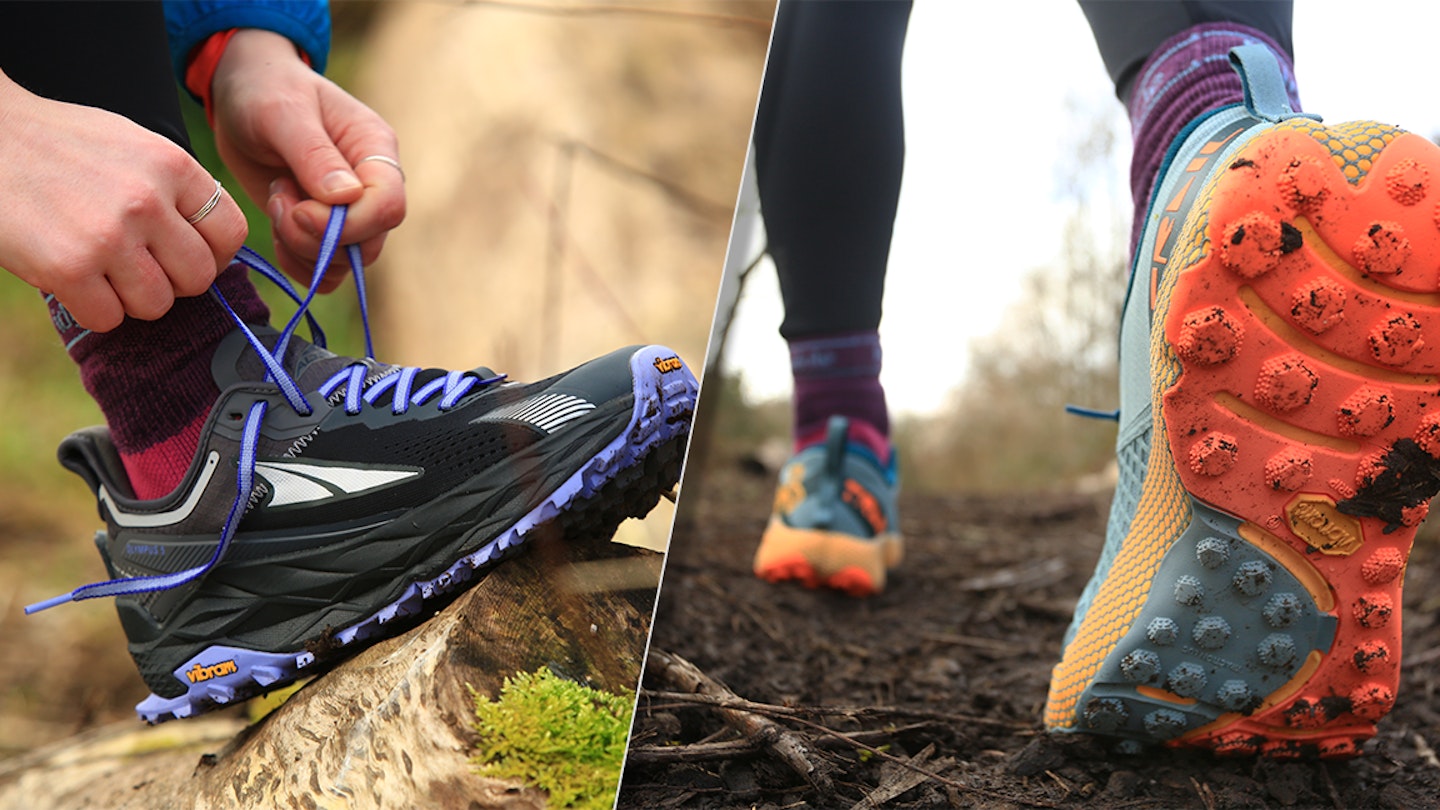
top-left (0, 528), bottom-right (660, 810)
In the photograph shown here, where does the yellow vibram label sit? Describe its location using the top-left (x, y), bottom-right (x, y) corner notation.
top-left (652, 355), bottom-right (684, 374)
top-left (186, 659), bottom-right (239, 684)
top-left (1285, 494), bottom-right (1363, 556)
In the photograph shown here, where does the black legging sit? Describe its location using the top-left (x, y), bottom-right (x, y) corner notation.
top-left (0, 1), bottom-right (192, 153)
top-left (755, 1), bottom-right (1293, 342)
top-left (753, 0), bottom-right (911, 341)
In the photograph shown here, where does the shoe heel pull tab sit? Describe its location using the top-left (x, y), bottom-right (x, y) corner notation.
top-left (58, 427), bottom-right (130, 500)
top-left (823, 415), bottom-right (850, 476)
top-left (804, 415), bottom-right (850, 525)
top-left (1228, 43), bottom-right (1317, 123)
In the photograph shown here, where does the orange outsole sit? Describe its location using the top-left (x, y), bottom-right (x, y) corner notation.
top-left (753, 520), bottom-right (902, 598)
top-left (1160, 122), bottom-right (1440, 756)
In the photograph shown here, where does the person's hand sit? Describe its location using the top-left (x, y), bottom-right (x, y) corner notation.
top-left (0, 70), bottom-right (248, 332)
top-left (210, 29), bottom-right (405, 292)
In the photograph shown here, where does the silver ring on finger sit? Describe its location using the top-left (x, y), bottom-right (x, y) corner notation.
top-left (185, 180), bottom-right (224, 225)
top-left (357, 154), bottom-right (404, 181)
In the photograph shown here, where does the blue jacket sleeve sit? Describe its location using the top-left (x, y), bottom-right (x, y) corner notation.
top-left (163, 1), bottom-right (330, 86)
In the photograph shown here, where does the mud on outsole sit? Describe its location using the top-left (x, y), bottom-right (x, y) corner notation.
top-left (1146, 122), bottom-right (1440, 755)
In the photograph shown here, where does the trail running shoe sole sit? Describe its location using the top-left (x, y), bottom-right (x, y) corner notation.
top-left (754, 522), bottom-right (903, 597)
top-left (1060, 120), bottom-right (1440, 758)
top-left (134, 346), bottom-right (695, 723)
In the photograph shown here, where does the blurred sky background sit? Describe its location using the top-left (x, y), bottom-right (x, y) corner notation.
top-left (724, 1), bottom-right (1440, 417)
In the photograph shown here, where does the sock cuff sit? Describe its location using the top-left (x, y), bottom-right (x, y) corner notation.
top-left (788, 330), bottom-right (882, 380)
top-left (71, 261), bottom-right (270, 454)
top-left (1128, 23), bottom-right (1300, 132)
top-left (60, 261), bottom-right (269, 364)
top-left (794, 417), bottom-right (892, 465)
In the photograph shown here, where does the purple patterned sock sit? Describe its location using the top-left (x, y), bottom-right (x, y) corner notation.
top-left (51, 263), bottom-right (270, 499)
top-left (1127, 23), bottom-right (1302, 255)
top-left (789, 330), bottom-right (889, 456)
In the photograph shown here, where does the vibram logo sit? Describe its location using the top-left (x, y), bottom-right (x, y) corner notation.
top-left (842, 479), bottom-right (887, 535)
top-left (1286, 495), bottom-right (1363, 556)
top-left (186, 659), bottom-right (239, 684)
top-left (652, 355), bottom-right (684, 374)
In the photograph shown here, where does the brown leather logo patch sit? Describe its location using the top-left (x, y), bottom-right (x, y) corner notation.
top-left (1286, 495), bottom-right (1363, 556)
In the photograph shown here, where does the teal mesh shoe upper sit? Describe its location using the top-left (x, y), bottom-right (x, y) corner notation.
top-left (1061, 44), bottom-right (1314, 650)
top-left (773, 415), bottom-right (898, 541)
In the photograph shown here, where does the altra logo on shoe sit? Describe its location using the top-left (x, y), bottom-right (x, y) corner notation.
top-left (185, 659), bottom-right (238, 684)
top-left (1286, 494), bottom-right (1363, 555)
top-left (254, 460), bottom-right (422, 508)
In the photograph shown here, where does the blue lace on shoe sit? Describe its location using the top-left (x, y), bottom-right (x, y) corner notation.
top-left (26, 206), bottom-right (504, 614)
top-left (1064, 404), bottom-right (1121, 422)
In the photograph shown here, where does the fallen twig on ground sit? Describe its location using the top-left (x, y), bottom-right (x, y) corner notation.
top-left (644, 688), bottom-right (1033, 730)
top-left (624, 737), bottom-right (762, 764)
top-left (642, 649), bottom-right (1061, 808)
top-left (644, 647), bottom-right (837, 797)
top-left (848, 743), bottom-right (951, 810)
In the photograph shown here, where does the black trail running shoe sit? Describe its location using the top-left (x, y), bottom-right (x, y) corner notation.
top-left (27, 207), bottom-right (697, 723)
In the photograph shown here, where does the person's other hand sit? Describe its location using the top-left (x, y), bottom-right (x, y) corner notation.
top-left (210, 29), bottom-right (405, 291)
top-left (0, 70), bottom-right (248, 331)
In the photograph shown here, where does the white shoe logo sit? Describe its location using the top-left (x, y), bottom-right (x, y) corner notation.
top-left (99, 453), bottom-right (423, 526)
top-left (254, 460), bottom-right (423, 507)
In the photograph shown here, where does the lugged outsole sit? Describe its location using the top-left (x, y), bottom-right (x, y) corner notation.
top-left (753, 522), bottom-right (902, 597)
top-left (1075, 122), bottom-right (1440, 757)
top-left (135, 345), bottom-right (696, 723)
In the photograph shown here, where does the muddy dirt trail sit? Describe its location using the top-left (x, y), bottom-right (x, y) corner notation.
top-left (619, 465), bottom-right (1440, 809)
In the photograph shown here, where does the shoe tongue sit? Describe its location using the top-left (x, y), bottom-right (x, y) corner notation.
top-left (211, 325), bottom-right (379, 394)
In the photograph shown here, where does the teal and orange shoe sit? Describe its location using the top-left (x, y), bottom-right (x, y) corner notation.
top-left (753, 416), bottom-right (902, 597)
top-left (1047, 44), bottom-right (1440, 757)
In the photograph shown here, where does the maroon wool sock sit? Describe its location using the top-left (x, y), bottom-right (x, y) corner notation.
top-left (788, 330), bottom-right (890, 460)
top-left (50, 262), bottom-right (270, 499)
top-left (1127, 23), bottom-right (1301, 255)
